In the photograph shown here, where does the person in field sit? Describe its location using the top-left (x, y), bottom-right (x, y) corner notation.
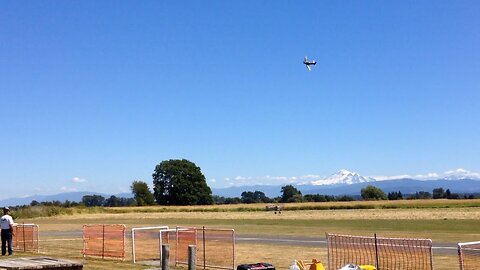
top-left (0, 207), bottom-right (15, 255)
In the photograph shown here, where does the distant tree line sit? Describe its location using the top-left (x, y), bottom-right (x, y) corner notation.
top-left (29, 200), bottom-right (80, 208)
top-left (81, 195), bottom-right (136, 207)
top-left (27, 184), bottom-right (480, 208)
top-left (212, 184), bottom-right (479, 205)
top-left (20, 158), bottom-right (480, 208)
top-left (24, 195), bottom-right (136, 208)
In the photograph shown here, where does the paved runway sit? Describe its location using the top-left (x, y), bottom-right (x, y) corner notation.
top-left (42, 231), bottom-right (459, 256)
top-left (236, 234), bottom-right (458, 256)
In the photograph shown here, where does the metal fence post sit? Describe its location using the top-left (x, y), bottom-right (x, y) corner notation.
top-left (162, 244), bottom-right (170, 270)
top-left (189, 245), bottom-right (197, 270)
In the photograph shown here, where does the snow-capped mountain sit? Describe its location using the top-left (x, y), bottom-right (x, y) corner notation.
top-left (212, 168), bottom-right (480, 197)
top-left (310, 169), bottom-right (376, 186)
top-left (443, 168), bottom-right (480, 180)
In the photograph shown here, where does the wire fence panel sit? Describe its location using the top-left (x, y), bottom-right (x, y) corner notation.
top-left (82, 224), bottom-right (126, 260)
top-left (327, 233), bottom-right (433, 270)
top-left (131, 226), bottom-right (235, 269)
top-left (160, 228), bottom-right (179, 266)
top-left (201, 228), bottom-right (235, 270)
top-left (160, 229), bottom-right (174, 248)
top-left (173, 227), bottom-right (235, 270)
top-left (132, 226), bottom-right (169, 263)
top-left (458, 241), bottom-right (480, 270)
top-left (327, 233), bottom-right (377, 268)
top-left (13, 224), bottom-right (39, 253)
top-left (82, 224), bottom-right (106, 258)
top-left (175, 227), bottom-right (197, 266)
top-left (376, 237), bottom-right (433, 270)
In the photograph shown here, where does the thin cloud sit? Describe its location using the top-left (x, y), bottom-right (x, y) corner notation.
top-left (373, 174), bottom-right (418, 181)
top-left (72, 177), bottom-right (87, 183)
top-left (229, 175), bottom-right (304, 186)
top-left (60, 186), bottom-right (78, 192)
top-left (444, 168), bottom-right (480, 179)
top-left (371, 173), bottom-right (439, 181)
top-left (372, 169), bottom-right (480, 181)
top-left (301, 174), bottom-right (322, 179)
top-left (117, 187), bottom-right (130, 193)
top-left (415, 172), bottom-right (440, 179)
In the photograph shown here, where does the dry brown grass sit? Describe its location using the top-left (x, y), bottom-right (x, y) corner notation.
top-left (102, 199), bottom-right (480, 213)
top-left (32, 205), bottom-right (480, 222)
top-left (12, 201), bottom-right (480, 270)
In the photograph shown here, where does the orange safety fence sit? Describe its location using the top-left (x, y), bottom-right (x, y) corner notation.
top-left (82, 224), bottom-right (126, 260)
top-left (175, 227), bottom-right (198, 266)
top-left (13, 223), bottom-right (39, 253)
top-left (458, 241), bottom-right (480, 270)
top-left (160, 228), bottom-right (183, 266)
top-left (130, 226), bottom-right (235, 269)
top-left (175, 226), bottom-right (235, 270)
top-left (327, 233), bottom-right (433, 270)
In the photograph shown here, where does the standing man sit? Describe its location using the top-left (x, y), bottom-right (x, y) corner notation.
top-left (0, 207), bottom-right (15, 255)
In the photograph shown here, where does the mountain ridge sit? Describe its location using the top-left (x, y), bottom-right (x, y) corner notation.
top-left (2, 169), bottom-right (479, 206)
top-left (212, 178), bottom-right (480, 197)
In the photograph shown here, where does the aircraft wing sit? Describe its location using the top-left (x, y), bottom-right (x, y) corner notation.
top-left (306, 65), bottom-right (311, 71)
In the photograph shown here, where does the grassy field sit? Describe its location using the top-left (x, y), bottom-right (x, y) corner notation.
top-left (11, 200), bottom-right (480, 270)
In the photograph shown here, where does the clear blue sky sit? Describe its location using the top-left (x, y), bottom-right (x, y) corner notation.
top-left (1, 1), bottom-right (479, 199)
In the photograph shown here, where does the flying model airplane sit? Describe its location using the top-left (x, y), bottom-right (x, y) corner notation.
top-left (303, 56), bottom-right (317, 71)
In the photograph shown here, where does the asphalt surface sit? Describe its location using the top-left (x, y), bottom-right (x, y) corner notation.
top-left (236, 234), bottom-right (458, 256)
top-left (42, 231), bottom-right (459, 256)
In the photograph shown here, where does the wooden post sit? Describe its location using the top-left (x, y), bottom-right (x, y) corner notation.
top-left (202, 227), bottom-right (206, 269)
top-left (188, 245), bottom-right (197, 270)
top-left (102, 225), bottom-right (105, 259)
top-left (162, 244), bottom-right (170, 270)
top-left (374, 233), bottom-right (379, 270)
top-left (22, 223), bottom-right (26, 252)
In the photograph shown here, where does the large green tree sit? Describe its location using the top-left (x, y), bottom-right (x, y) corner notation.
top-left (240, 191), bottom-right (271, 204)
top-left (131, 180), bottom-right (156, 206)
top-left (82, 194), bottom-right (105, 207)
top-left (432, 187), bottom-right (445, 199)
top-left (281, 185), bottom-right (303, 203)
top-left (152, 159), bottom-right (213, 205)
top-left (361, 185), bottom-right (387, 200)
